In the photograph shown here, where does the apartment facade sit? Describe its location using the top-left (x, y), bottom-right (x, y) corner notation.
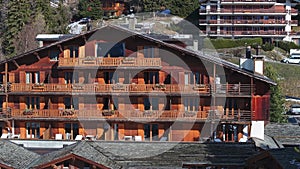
top-left (199, 0), bottom-right (299, 42)
top-left (0, 25), bottom-right (274, 142)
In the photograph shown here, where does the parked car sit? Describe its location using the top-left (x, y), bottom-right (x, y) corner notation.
top-left (281, 55), bottom-right (300, 64)
top-left (288, 117), bottom-right (300, 125)
top-left (286, 104), bottom-right (300, 115)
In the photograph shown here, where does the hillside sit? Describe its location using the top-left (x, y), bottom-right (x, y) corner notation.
top-left (221, 55), bottom-right (300, 99)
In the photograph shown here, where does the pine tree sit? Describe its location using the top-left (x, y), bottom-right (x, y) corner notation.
top-left (141, 0), bottom-right (199, 18)
top-left (77, 0), bottom-right (103, 20)
top-left (2, 0), bottom-right (31, 57)
top-left (264, 65), bottom-right (286, 123)
top-left (47, 1), bottom-right (72, 34)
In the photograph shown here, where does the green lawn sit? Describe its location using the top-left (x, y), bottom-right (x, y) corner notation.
top-left (266, 62), bottom-right (300, 98)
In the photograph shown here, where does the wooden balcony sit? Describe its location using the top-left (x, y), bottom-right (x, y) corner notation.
top-left (211, 84), bottom-right (253, 95)
top-left (9, 83), bottom-right (253, 95)
top-left (58, 57), bottom-right (161, 68)
top-left (0, 108), bottom-right (11, 118)
top-left (10, 109), bottom-right (252, 122)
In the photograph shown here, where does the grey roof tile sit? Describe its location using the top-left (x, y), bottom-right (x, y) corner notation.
top-left (0, 140), bottom-right (40, 169)
top-left (265, 123), bottom-right (300, 145)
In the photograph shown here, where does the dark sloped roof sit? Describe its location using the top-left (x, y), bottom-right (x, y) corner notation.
top-left (0, 24), bottom-right (275, 86)
top-left (96, 142), bottom-right (258, 168)
top-left (35, 141), bottom-right (258, 168)
top-left (29, 141), bottom-right (121, 169)
top-left (0, 140), bottom-right (40, 169)
top-left (268, 147), bottom-right (300, 169)
top-left (265, 123), bottom-right (300, 145)
top-left (251, 134), bottom-right (284, 150)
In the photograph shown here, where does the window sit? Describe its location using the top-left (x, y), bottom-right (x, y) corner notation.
top-left (103, 97), bottom-right (118, 110)
top-left (26, 97), bottom-right (40, 109)
top-left (185, 73), bottom-right (190, 85)
top-left (184, 97), bottom-right (199, 111)
top-left (144, 97), bottom-right (159, 110)
top-left (64, 97), bottom-right (79, 109)
top-left (65, 123), bottom-right (79, 140)
top-left (144, 46), bottom-right (155, 58)
top-left (113, 123), bottom-right (119, 140)
top-left (193, 72), bottom-right (200, 84)
top-left (26, 122), bottom-right (40, 139)
top-left (26, 72), bottom-right (40, 84)
top-left (0, 97), bottom-right (3, 110)
top-left (68, 46), bottom-right (79, 58)
top-left (104, 72), bottom-right (118, 84)
top-left (0, 74), bottom-right (3, 84)
top-left (144, 124), bottom-right (159, 141)
top-left (49, 50), bottom-right (59, 61)
top-left (64, 72), bottom-right (79, 84)
top-left (144, 72), bottom-right (159, 84)
top-left (222, 124), bottom-right (238, 142)
top-left (96, 42), bottom-right (125, 57)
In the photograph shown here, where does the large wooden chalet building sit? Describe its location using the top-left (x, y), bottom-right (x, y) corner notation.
top-left (0, 25), bottom-right (274, 142)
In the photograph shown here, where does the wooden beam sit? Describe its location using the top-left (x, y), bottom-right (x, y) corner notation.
top-left (82, 35), bottom-right (87, 43)
top-left (12, 60), bottom-right (19, 68)
top-left (34, 52), bottom-right (40, 60)
top-left (57, 44), bottom-right (63, 52)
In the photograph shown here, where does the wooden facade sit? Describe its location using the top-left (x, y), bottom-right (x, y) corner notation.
top-left (101, 0), bottom-right (125, 17)
top-left (0, 25), bottom-right (274, 142)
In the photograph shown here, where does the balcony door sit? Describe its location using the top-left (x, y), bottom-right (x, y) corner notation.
top-left (26, 97), bottom-right (40, 109)
top-left (144, 124), bottom-right (159, 141)
top-left (26, 72), bottom-right (40, 84)
top-left (65, 123), bottom-right (79, 140)
top-left (26, 122), bottom-right (40, 139)
top-left (64, 72), bottom-right (79, 84)
top-left (64, 97), bottom-right (79, 110)
top-left (144, 72), bottom-right (159, 84)
top-left (104, 72), bottom-right (118, 84)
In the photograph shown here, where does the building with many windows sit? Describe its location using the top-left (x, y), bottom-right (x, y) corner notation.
top-left (0, 25), bottom-right (274, 142)
top-left (199, 0), bottom-right (300, 43)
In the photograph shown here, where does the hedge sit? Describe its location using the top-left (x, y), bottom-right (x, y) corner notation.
top-left (277, 41), bottom-right (300, 52)
top-left (205, 38), bottom-right (263, 49)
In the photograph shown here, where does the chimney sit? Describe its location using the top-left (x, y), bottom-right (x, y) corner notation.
top-left (128, 17), bottom-right (136, 30)
top-left (193, 40), bottom-right (198, 51)
top-left (239, 45), bottom-right (264, 74)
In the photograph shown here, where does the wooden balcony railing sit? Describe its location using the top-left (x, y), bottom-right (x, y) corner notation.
top-left (10, 109), bottom-right (252, 122)
top-left (9, 83), bottom-right (253, 95)
top-left (58, 57), bottom-right (161, 67)
top-left (211, 84), bottom-right (253, 95)
top-left (0, 108), bottom-right (12, 118)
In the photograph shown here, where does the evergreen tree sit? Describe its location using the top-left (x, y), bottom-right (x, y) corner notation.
top-left (77, 0), bottom-right (103, 20)
top-left (264, 65), bottom-right (286, 123)
top-left (47, 1), bottom-right (72, 34)
top-left (2, 0), bottom-right (31, 57)
top-left (141, 0), bottom-right (199, 18)
top-left (141, 0), bottom-right (163, 13)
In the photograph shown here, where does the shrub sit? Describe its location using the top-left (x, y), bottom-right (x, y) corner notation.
top-left (261, 43), bottom-right (274, 51)
top-left (277, 41), bottom-right (300, 52)
top-left (209, 38), bottom-right (263, 49)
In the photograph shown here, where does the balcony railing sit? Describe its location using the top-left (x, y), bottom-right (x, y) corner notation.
top-left (200, 19), bottom-right (292, 25)
top-left (205, 30), bottom-right (286, 36)
top-left (10, 109), bottom-right (252, 122)
top-left (221, 0), bottom-right (276, 2)
top-left (9, 83), bottom-right (253, 95)
top-left (0, 108), bottom-right (11, 118)
top-left (201, 8), bottom-right (297, 14)
top-left (58, 57), bottom-right (161, 68)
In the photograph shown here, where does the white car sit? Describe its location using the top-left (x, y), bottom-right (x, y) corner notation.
top-left (281, 54), bottom-right (300, 64)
